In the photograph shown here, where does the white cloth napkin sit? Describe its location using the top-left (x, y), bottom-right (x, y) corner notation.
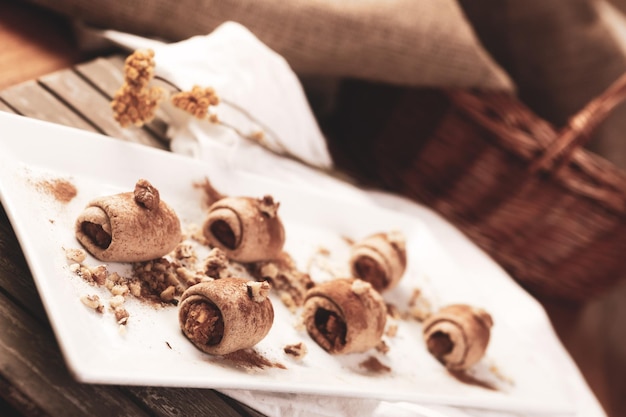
top-left (92, 22), bottom-right (606, 417)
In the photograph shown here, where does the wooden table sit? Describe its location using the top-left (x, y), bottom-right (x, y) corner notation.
top-left (0, 54), bottom-right (266, 417)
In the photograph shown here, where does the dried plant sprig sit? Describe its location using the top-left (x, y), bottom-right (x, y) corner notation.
top-left (112, 49), bottom-right (340, 177)
top-left (111, 84), bottom-right (164, 128)
top-left (171, 86), bottom-right (220, 120)
top-left (124, 49), bottom-right (157, 90)
top-left (154, 76), bottom-right (291, 157)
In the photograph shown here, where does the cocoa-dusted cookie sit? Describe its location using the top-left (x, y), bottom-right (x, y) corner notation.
top-left (75, 179), bottom-right (181, 262)
top-left (302, 278), bottom-right (387, 354)
top-left (422, 304), bottom-right (493, 370)
top-left (349, 231), bottom-right (407, 293)
top-left (178, 277), bottom-right (274, 355)
top-left (202, 195), bottom-right (285, 263)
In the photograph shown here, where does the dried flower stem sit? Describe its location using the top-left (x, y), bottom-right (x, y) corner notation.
top-left (112, 50), bottom-right (348, 181)
top-left (153, 75), bottom-right (319, 171)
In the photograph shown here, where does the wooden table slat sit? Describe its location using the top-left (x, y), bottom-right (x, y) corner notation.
top-left (124, 386), bottom-right (252, 417)
top-left (0, 99), bottom-right (17, 113)
top-left (0, 81), bottom-right (98, 131)
top-left (0, 206), bottom-right (48, 322)
top-left (38, 70), bottom-right (167, 150)
top-left (0, 290), bottom-right (151, 417)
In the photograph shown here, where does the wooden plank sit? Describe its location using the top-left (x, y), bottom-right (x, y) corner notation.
top-left (74, 56), bottom-right (125, 97)
top-left (0, 204), bottom-right (47, 322)
top-left (124, 386), bottom-right (255, 417)
top-left (0, 290), bottom-right (151, 417)
top-left (0, 98), bottom-right (17, 113)
top-left (38, 69), bottom-right (167, 150)
top-left (74, 56), bottom-right (169, 142)
top-left (0, 81), bottom-right (98, 131)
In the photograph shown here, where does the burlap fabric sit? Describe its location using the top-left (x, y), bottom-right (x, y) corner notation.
top-left (23, 0), bottom-right (512, 90)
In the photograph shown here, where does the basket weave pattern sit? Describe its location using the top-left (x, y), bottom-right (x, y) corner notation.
top-left (329, 75), bottom-right (626, 302)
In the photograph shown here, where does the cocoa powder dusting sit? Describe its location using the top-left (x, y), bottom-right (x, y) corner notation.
top-left (193, 177), bottom-right (225, 207)
top-left (448, 369), bottom-right (498, 391)
top-left (359, 356), bottom-right (391, 373)
top-left (222, 349), bottom-right (286, 370)
top-left (38, 178), bottom-right (77, 203)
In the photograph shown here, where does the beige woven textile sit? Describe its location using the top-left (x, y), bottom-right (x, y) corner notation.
top-left (23, 0), bottom-right (513, 90)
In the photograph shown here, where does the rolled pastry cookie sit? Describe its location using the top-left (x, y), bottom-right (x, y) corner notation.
top-left (422, 304), bottom-right (493, 370)
top-left (349, 231), bottom-right (407, 292)
top-left (178, 277), bottom-right (274, 355)
top-left (75, 179), bottom-right (181, 262)
top-left (302, 278), bottom-right (387, 354)
top-left (202, 195), bottom-right (285, 263)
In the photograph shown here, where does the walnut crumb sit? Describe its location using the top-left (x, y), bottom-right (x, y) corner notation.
top-left (204, 248), bottom-right (229, 278)
top-left (111, 284), bottom-right (130, 296)
top-left (160, 285), bottom-right (177, 302)
top-left (65, 248), bottom-right (86, 264)
top-left (376, 340), bottom-right (390, 354)
top-left (385, 322), bottom-right (399, 338)
top-left (257, 195), bottom-right (279, 218)
top-left (408, 288), bottom-right (432, 322)
top-left (80, 294), bottom-right (104, 313)
top-left (260, 262), bottom-right (279, 280)
top-left (173, 242), bottom-right (195, 260)
top-left (284, 342), bottom-right (307, 360)
top-left (134, 179), bottom-right (160, 210)
top-left (351, 279), bottom-right (372, 295)
top-left (109, 295), bottom-right (125, 309)
top-left (247, 281), bottom-right (271, 302)
top-left (89, 265), bottom-right (108, 286)
top-left (114, 307), bottom-right (130, 325)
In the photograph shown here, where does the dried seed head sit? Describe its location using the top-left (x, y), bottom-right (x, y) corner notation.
top-left (124, 49), bottom-right (156, 90)
top-left (111, 84), bottom-right (164, 127)
top-left (171, 85), bottom-right (220, 120)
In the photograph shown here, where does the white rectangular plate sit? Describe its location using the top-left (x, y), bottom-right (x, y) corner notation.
top-left (0, 112), bottom-right (574, 415)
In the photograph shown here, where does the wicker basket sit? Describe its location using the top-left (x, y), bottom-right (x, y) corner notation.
top-left (327, 74), bottom-right (626, 302)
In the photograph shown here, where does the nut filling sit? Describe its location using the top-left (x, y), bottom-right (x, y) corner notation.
top-left (353, 255), bottom-right (387, 293)
top-left (178, 278), bottom-right (274, 355)
top-left (349, 232), bottom-right (407, 293)
top-left (426, 330), bottom-right (454, 361)
top-left (422, 304), bottom-right (493, 370)
top-left (314, 308), bottom-right (347, 351)
top-left (180, 298), bottom-right (224, 346)
top-left (210, 219), bottom-right (238, 249)
top-left (303, 278), bottom-right (387, 354)
top-left (81, 221), bottom-right (112, 249)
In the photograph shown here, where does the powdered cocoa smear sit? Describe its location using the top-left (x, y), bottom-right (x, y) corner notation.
top-left (222, 348), bottom-right (286, 370)
top-left (448, 369), bottom-right (498, 391)
top-left (359, 356), bottom-right (391, 373)
top-left (36, 178), bottom-right (77, 203)
top-left (193, 177), bottom-right (225, 208)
